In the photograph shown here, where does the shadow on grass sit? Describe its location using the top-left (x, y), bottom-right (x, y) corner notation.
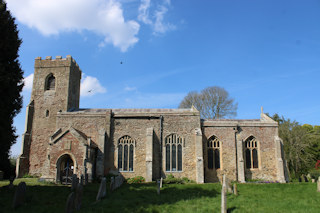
top-left (81, 183), bottom-right (219, 213)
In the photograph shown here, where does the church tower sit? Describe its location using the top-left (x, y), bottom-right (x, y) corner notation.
top-left (16, 55), bottom-right (81, 177)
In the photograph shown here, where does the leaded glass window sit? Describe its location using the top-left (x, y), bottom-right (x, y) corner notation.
top-left (245, 136), bottom-right (259, 169)
top-left (165, 134), bottom-right (184, 172)
top-left (118, 136), bottom-right (135, 172)
top-left (207, 135), bottom-right (221, 169)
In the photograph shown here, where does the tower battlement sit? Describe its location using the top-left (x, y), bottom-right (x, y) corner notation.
top-left (34, 55), bottom-right (81, 70)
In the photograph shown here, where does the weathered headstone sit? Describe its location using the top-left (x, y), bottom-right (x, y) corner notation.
top-left (74, 183), bottom-right (83, 210)
top-left (303, 175), bottom-right (308, 182)
top-left (226, 178), bottom-right (232, 193)
top-left (221, 175), bottom-right (227, 213)
top-left (12, 182), bottom-right (27, 209)
top-left (317, 177), bottom-right (320, 192)
top-left (96, 177), bottom-right (107, 201)
top-left (160, 177), bottom-right (163, 188)
top-left (110, 175), bottom-right (124, 192)
top-left (312, 179), bottom-right (315, 183)
top-left (233, 183), bottom-right (238, 196)
top-left (71, 174), bottom-right (78, 191)
top-left (0, 170), bottom-right (3, 180)
top-left (65, 192), bottom-right (75, 213)
top-left (157, 179), bottom-right (161, 195)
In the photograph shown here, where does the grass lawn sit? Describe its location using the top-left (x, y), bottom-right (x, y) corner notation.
top-left (0, 178), bottom-right (319, 212)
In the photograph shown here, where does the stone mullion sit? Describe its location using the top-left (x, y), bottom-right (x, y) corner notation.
top-left (121, 144), bottom-right (124, 171)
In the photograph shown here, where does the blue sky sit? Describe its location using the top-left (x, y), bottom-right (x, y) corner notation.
top-left (6, 0), bottom-right (320, 156)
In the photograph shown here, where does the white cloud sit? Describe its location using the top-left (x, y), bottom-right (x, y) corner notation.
top-left (124, 86), bottom-right (137, 91)
top-left (138, 0), bottom-right (152, 25)
top-left (80, 74), bottom-right (107, 97)
top-left (137, 0), bottom-right (175, 34)
top-left (23, 73), bottom-right (34, 92)
top-left (6, 0), bottom-right (139, 52)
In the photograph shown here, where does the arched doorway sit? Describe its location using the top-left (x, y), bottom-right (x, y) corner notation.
top-left (57, 154), bottom-right (74, 184)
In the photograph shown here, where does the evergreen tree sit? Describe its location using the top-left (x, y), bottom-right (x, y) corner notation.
top-left (0, 0), bottom-right (23, 178)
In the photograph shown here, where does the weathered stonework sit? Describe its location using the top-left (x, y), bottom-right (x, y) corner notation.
top-left (16, 56), bottom-right (288, 183)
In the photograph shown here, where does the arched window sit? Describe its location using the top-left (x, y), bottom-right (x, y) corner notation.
top-left (45, 74), bottom-right (55, 90)
top-left (245, 136), bottom-right (259, 169)
top-left (118, 136), bottom-right (135, 172)
top-left (207, 135), bottom-right (221, 169)
top-left (165, 134), bottom-right (183, 171)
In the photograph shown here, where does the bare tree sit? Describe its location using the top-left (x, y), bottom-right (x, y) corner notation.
top-left (179, 86), bottom-right (237, 119)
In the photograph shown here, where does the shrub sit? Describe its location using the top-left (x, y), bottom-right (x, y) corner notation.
top-left (127, 176), bottom-right (145, 184)
top-left (309, 169), bottom-right (320, 180)
top-left (163, 175), bottom-right (195, 184)
top-left (22, 174), bottom-right (39, 178)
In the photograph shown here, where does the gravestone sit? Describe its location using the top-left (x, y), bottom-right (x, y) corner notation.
top-left (317, 177), bottom-right (320, 192)
top-left (96, 177), bottom-right (107, 201)
top-left (233, 183), bottom-right (238, 196)
top-left (303, 175), bottom-right (308, 182)
top-left (221, 175), bottom-right (227, 213)
top-left (71, 174), bottom-right (78, 191)
top-left (160, 177), bottom-right (163, 188)
top-left (312, 179), bottom-right (315, 183)
top-left (110, 175), bottom-right (124, 192)
top-left (157, 179), bottom-right (161, 195)
top-left (12, 182), bottom-right (27, 209)
top-left (65, 192), bottom-right (75, 213)
top-left (74, 183), bottom-right (83, 210)
top-left (226, 178), bottom-right (232, 193)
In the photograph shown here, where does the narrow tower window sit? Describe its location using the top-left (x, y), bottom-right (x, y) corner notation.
top-left (46, 74), bottom-right (55, 90)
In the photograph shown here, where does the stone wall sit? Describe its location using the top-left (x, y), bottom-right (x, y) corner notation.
top-left (202, 118), bottom-right (279, 182)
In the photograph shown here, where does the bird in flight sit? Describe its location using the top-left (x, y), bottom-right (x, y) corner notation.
top-left (120, 61), bottom-right (123, 64)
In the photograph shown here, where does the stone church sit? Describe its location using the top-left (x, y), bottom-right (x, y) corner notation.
top-left (16, 56), bottom-right (288, 184)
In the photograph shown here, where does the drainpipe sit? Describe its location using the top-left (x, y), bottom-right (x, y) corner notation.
top-left (159, 115), bottom-right (163, 178)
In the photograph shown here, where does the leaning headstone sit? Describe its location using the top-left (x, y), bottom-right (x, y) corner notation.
top-left (74, 183), bottom-right (83, 210)
top-left (233, 183), bottom-right (238, 196)
top-left (96, 177), bottom-right (107, 201)
top-left (221, 175), bottom-right (227, 213)
top-left (0, 171), bottom-right (3, 180)
top-left (65, 192), bottom-right (75, 213)
top-left (157, 179), bottom-right (161, 195)
top-left (317, 177), bottom-right (320, 192)
top-left (71, 174), bottom-right (78, 191)
top-left (110, 175), bottom-right (124, 192)
top-left (12, 182), bottom-right (27, 209)
top-left (160, 177), bottom-right (163, 188)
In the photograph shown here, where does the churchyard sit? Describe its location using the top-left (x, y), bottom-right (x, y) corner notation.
top-left (0, 177), bottom-right (319, 212)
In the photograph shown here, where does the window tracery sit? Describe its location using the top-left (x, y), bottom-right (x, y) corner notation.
top-left (118, 135), bottom-right (135, 172)
top-left (165, 134), bottom-right (183, 172)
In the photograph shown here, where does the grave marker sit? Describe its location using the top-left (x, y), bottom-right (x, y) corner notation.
top-left (221, 175), bottom-right (227, 213)
top-left (12, 182), bottom-right (27, 209)
top-left (65, 192), bottom-right (75, 213)
top-left (96, 177), bottom-right (107, 201)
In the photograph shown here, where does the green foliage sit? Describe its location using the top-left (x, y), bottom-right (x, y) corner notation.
top-left (22, 174), bottom-right (39, 178)
top-left (270, 114), bottom-right (320, 179)
top-left (127, 176), bottom-right (145, 184)
top-left (163, 174), bottom-right (195, 184)
top-left (0, 0), bottom-right (24, 178)
top-left (309, 169), bottom-right (320, 180)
